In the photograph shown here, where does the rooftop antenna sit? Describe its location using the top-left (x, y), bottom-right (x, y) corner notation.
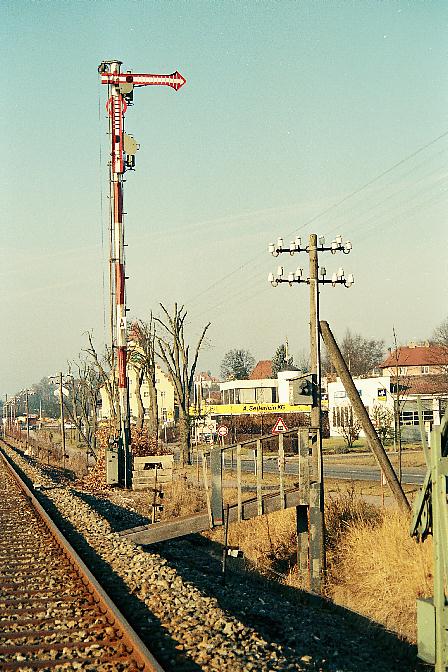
top-left (98, 60), bottom-right (186, 487)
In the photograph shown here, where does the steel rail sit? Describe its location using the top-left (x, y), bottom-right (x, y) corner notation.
top-left (0, 443), bottom-right (165, 672)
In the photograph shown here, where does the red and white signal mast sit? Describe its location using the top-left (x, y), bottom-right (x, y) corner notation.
top-left (98, 60), bottom-right (186, 486)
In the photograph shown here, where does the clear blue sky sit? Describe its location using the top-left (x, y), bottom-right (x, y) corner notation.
top-left (2, 1), bottom-right (447, 395)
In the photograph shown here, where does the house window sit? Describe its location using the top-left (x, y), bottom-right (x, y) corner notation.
top-left (399, 367), bottom-right (407, 375)
top-left (421, 366), bottom-right (429, 374)
top-left (162, 408), bottom-right (167, 421)
top-left (255, 387), bottom-right (274, 403)
top-left (143, 391), bottom-right (149, 398)
top-left (400, 410), bottom-right (433, 426)
top-left (239, 388), bottom-right (256, 403)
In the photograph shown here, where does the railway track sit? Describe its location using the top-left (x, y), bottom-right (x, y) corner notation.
top-left (0, 448), bottom-right (164, 672)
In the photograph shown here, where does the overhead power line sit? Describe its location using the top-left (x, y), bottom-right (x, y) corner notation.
top-left (186, 128), bottom-right (448, 310)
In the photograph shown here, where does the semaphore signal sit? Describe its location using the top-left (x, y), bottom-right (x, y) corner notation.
top-left (98, 59), bottom-right (186, 487)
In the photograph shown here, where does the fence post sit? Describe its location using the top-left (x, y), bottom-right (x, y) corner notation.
top-left (256, 439), bottom-right (263, 516)
top-left (278, 433), bottom-right (285, 509)
top-left (237, 443), bottom-right (242, 522)
top-left (296, 428), bottom-right (310, 584)
top-left (210, 446), bottom-right (223, 526)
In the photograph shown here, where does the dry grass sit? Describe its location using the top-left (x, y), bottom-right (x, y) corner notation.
top-left (66, 451), bottom-right (89, 478)
top-left (324, 487), bottom-right (382, 562)
top-left (328, 508), bottom-right (433, 642)
top-left (161, 475), bottom-right (207, 519)
top-left (142, 469), bottom-right (432, 643)
top-left (207, 485), bottom-right (432, 642)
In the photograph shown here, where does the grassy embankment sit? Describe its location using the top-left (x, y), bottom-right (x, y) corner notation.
top-left (165, 438), bottom-right (431, 644)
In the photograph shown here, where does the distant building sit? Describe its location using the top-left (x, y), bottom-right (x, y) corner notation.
top-left (249, 360), bottom-right (273, 380)
top-left (379, 342), bottom-right (448, 377)
top-left (193, 371), bottom-right (220, 389)
top-left (328, 374), bottom-right (448, 440)
top-left (328, 376), bottom-right (393, 438)
top-left (99, 364), bottom-right (175, 425)
top-left (220, 369), bottom-right (311, 406)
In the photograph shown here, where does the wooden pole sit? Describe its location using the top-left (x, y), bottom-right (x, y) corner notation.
top-left (320, 320), bottom-right (410, 513)
top-left (237, 443), bottom-right (242, 522)
top-left (308, 234), bottom-right (325, 592)
top-left (59, 373), bottom-right (66, 471)
top-left (25, 391), bottom-right (30, 448)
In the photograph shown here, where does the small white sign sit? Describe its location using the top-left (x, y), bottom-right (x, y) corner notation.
top-left (217, 425), bottom-right (228, 437)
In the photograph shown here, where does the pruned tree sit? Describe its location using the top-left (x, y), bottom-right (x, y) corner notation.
top-left (128, 317), bottom-right (158, 438)
top-left (324, 329), bottom-right (384, 377)
top-left (65, 359), bottom-right (102, 458)
top-left (271, 343), bottom-right (296, 378)
top-left (333, 405), bottom-right (361, 450)
top-left (155, 303), bottom-right (210, 466)
top-left (371, 404), bottom-right (394, 446)
top-left (86, 333), bottom-right (118, 431)
top-left (220, 349), bottom-right (255, 381)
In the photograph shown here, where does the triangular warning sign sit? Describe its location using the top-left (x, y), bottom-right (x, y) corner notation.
top-left (272, 417), bottom-right (288, 434)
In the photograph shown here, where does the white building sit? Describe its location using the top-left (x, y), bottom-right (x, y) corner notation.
top-left (328, 376), bottom-right (393, 438)
top-left (220, 370), bottom-right (311, 406)
top-left (99, 364), bottom-right (175, 425)
top-left (328, 374), bottom-right (447, 440)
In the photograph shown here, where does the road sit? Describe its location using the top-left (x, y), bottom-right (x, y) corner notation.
top-left (219, 454), bottom-right (425, 485)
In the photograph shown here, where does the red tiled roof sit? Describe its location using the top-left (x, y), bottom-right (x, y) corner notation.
top-left (392, 374), bottom-right (448, 396)
top-left (249, 360), bottom-right (273, 380)
top-left (380, 345), bottom-right (448, 368)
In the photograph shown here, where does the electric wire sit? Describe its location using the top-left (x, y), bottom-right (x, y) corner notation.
top-left (97, 81), bottom-right (107, 346)
top-left (187, 151), bottom-right (448, 329)
top-left (185, 128), bottom-right (448, 312)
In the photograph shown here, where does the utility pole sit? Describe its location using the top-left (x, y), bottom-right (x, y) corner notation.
top-left (268, 233), bottom-right (354, 592)
top-left (320, 320), bottom-right (410, 513)
top-left (59, 372), bottom-right (66, 470)
top-left (25, 389), bottom-right (30, 448)
top-left (98, 60), bottom-right (186, 488)
top-left (4, 394), bottom-right (7, 436)
top-left (49, 374), bottom-right (68, 470)
top-left (392, 328), bottom-right (403, 483)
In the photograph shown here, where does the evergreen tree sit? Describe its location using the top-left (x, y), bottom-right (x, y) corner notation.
top-left (271, 344), bottom-right (295, 377)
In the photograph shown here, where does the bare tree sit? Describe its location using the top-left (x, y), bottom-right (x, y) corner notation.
top-left (333, 405), bottom-right (361, 450)
top-left (432, 317), bottom-right (448, 346)
top-left (65, 359), bottom-right (102, 458)
top-left (155, 303), bottom-right (210, 466)
top-left (128, 317), bottom-right (158, 438)
top-left (86, 333), bottom-right (118, 431)
top-left (296, 348), bottom-right (310, 373)
top-left (324, 329), bottom-right (384, 377)
top-left (371, 404), bottom-right (394, 446)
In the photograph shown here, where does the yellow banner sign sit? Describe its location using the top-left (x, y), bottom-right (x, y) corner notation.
top-left (190, 402), bottom-right (320, 416)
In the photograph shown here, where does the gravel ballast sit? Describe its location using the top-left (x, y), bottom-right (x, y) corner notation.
top-left (1, 441), bottom-right (425, 672)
